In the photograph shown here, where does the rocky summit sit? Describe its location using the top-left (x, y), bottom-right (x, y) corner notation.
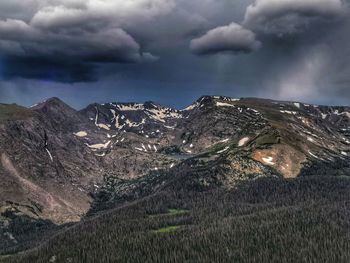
top-left (0, 96), bottom-right (350, 257)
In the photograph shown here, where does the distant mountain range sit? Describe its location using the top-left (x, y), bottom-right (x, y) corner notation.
top-left (1, 96), bottom-right (350, 261)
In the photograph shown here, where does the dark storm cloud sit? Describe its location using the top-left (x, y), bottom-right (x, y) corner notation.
top-left (190, 22), bottom-right (261, 55)
top-left (189, 0), bottom-right (346, 57)
top-left (2, 56), bottom-right (97, 83)
top-left (0, 18), bottom-right (151, 82)
top-left (0, 0), bottom-right (170, 81)
top-left (243, 0), bottom-right (345, 36)
top-left (1, 0), bottom-right (350, 106)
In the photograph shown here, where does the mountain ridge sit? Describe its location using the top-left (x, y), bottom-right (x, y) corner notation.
top-left (0, 95), bottom-right (349, 256)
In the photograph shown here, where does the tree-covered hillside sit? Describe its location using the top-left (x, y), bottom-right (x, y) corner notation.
top-left (3, 176), bottom-right (350, 263)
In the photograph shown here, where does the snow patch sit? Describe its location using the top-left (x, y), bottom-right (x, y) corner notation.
top-left (30, 103), bottom-right (38, 108)
top-left (308, 151), bottom-right (320, 159)
top-left (307, 137), bottom-right (314, 143)
top-left (125, 118), bottom-right (145, 128)
top-left (86, 141), bottom-right (111, 150)
top-left (238, 137), bottom-right (249, 147)
top-left (97, 124), bottom-right (110, 130)
top-left (280, 110), bottom-right (297, 115)
top-left (74, 131), bottom-right (87, 137)
top-left (218, 96), bottom-right (240, 102)
top-left (145, 108), bottom-right (182, 123)
top-left (333, 110), bottom-right (350, 119)
top-left (183, 102), bottom-right (199, 111)
top-left (110, 109), bottom-right (117, 123)
top-left (227, 98), bottom-right (240, 102)
top-left (111, 110), bottom-right (125, 130)
top-left (249, 108), bottom-right (260, 114)
top-left (45, 148), bottom-right (54, 162)
top-left (262, 157), bottom-right (275, 165)
top-left (142, 144), bottom-right (148, 152)
top-left (216, 102), bottom-right (235, 108)
top-left (94, 108), bottom-right (111, 130)
top-left (217, 147), bottom-right (230, 154)
top-left (117, 103), bottom-right (145, 111)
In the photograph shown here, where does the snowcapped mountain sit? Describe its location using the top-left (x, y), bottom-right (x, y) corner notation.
top-left (0, 95), bottom-right (349, 253)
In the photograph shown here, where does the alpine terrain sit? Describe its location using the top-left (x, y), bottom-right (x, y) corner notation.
top-left (0, 96), bottom-right (350, 262)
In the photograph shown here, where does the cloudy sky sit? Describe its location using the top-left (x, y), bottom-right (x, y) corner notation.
top-left (0, 0), bottom-right (349, 109)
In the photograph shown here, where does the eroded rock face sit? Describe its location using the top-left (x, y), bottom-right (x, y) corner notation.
top-left (0, 96), bottom-right (349, 229)
top-left (252, 145), bottom-right (306, 178)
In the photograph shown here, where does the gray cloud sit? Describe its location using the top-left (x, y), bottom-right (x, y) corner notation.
top-left (0, 1), bottom-right (39, 21)
top-left (0, 0), bottom-right (176, 82)
top-left (243, 0), bottom-right (345, 36)
top-left (0, 0), bottom-right (168, 62)
top-left (190, 23), bottom-right (261, 55)
top-left (30, 0), bottom-right (176, 31)
top-left (1, 0), bottom-right (350, 107)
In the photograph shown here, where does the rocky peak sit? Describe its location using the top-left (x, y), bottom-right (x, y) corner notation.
top-left (31, 97), bottom-right (87, 131)
top-left (143, 101), bottom-right (158, 109)
top-left (197, 96), bottom-right (216, 106)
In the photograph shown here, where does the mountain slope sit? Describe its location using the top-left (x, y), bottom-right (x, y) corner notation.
top-left (0, 95), bottom-right (349, 256)
top-left (4, 176), bottom-right (350, 263)
top-left (0, 98), bottom-right (103, 225)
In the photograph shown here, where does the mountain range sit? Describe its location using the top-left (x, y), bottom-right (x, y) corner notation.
top-left (1, 96), bottom-right (350, 262)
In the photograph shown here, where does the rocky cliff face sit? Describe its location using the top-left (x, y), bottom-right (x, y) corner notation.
top-left (0, 96), bottom-right (349, 252)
